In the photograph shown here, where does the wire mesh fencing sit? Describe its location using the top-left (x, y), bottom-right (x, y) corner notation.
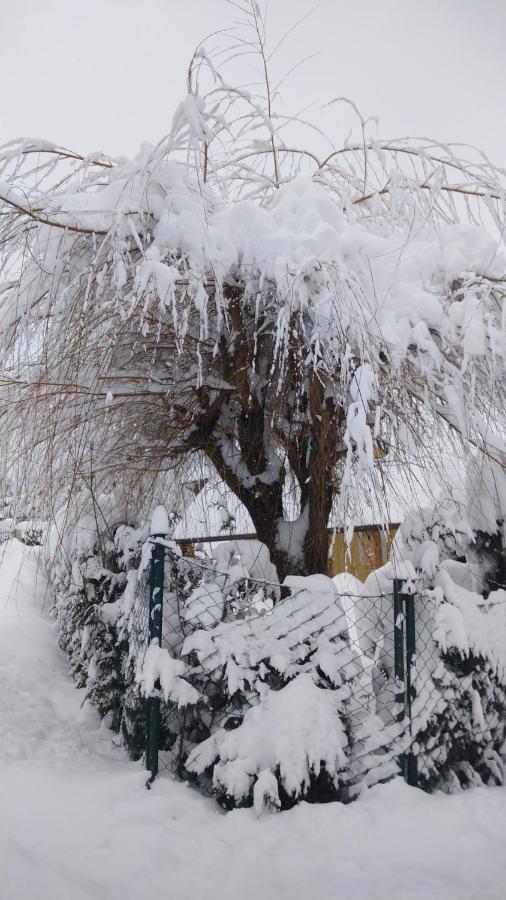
top-left (129, 565), bottom-right (151, 660)
top-left (130, 534), bottom-right (446, 799)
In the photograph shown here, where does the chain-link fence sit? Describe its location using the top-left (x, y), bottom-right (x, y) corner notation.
top-left (132, 533), bottom-right (505, 799)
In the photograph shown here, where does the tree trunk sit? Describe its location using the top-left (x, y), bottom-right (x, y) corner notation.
top-left (188, 288), bottom-right (341, 583)
top-left (202, 434), bottom-right (335, 583)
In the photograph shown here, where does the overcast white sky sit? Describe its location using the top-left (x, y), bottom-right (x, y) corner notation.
top-left (1, 0), bottom-right (505, 164)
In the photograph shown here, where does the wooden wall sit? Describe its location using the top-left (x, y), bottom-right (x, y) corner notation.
top-left (329, 525), bottom-right (398, 582)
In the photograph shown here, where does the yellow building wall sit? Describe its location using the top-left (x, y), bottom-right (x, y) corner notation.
top-left (329, 526), bottom-right (398, 583)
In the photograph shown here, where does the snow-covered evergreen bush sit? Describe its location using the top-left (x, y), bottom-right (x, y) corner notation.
top-left (355, 483), bottom-right (506, 792)
top-left (51, 516), bottom-right (153, 754)
top-left (53, 551), bottom-right (128, 730)
top-left (410, 467), bottom-right (506, 790)
top-left (418, 576), bottom-right (506, 791)
top-left (174, 574), bottom-right (364, 809)
top-left (50, 498), bottom-right (214, 763)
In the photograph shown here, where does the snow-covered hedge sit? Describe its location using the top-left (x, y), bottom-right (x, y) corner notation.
top-left (415, 572), bottom-right (506, 791)
top-left (52, 522), bottom-right (148, 751)
top-left (50, 505), bottom-right (222, 761)
top-left (52, 525), bottom-right (380, 807)
top-left (188, 673), bottom-right (349, 813)
top-left (52, 492), bottom-right (506, 809)
top-left (181, 574), bottom-right (362, 809)
top-left (355, 500), bottom-right (506, 792)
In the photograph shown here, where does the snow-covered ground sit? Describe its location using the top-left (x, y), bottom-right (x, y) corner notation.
top-left (0, 540), bottom-right (505, 900)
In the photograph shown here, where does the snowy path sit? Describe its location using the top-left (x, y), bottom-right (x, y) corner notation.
top-left (0, 540), bottom-right (505, 900)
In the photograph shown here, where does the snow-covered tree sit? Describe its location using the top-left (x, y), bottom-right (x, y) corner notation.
top-left (1, 4), bottom-right (505, 580)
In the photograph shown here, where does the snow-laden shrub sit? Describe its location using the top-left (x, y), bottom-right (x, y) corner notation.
top-left (414, 571), bottom-right (506, 791)
top-left (355, 496), bottom-right (506, 792)
top-left (187, 673), bottom-right (349, 812)
top-left (176, 574), bottom-right (365, 809)
top-left (52, 522), bottom-right (148, 742)
top-left (50, 500), bottom-right (209, 760)
top-left (54, 552), bottom-right (128, 730)
top-left (50, 512), bottom-right (197, 758)
top-left (53, 526), bottom-right (400, 808)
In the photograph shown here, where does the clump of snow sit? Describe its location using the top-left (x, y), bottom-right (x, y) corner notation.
top-left (137, 642), bottom-right (201, 707)
top-left (150, 505), bottom-right (170, 536)
top-left (396, 508), bottom-right (464, 580)
top-left (466, 454), bottom-right (506, 536)
top-left (432, 570), bottom-right (506, 682)
top-left (172, 480), bottom-right (255, 541)
top-left (252, 769), bottom-right (281, 815)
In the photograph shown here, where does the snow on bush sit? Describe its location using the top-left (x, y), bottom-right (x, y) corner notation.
top-left (187, 674), bottom-right (349, 811)
top-left (52, 525), bottom-right (139, 733)
top-left (137, 642), bottom-right (201, 707)
top-left (47, 472), bottom-right (506, 807)
top-left (353, 492), bottom-right (506, 792)
top-left (50, 509), bottom-right (197, 759)
top-left (182, 574), bottom-right (356, 683)
top-left (175, 574), bottom-right (371, 809)
top-left (432, 570), bottom-right (506, 680)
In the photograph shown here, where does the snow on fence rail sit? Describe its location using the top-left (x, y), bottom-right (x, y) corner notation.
top-left (126, 530), bottom-right (503, 808)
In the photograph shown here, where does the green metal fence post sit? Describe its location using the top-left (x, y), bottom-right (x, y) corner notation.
top-left (393, 577), bottom-right (405, 735)
top-left (393, 578), bottom-right (418, 787)
top-left (404, 591), bottom-right (418, 787)
top-left (146, 506), bottom-right (168, 787)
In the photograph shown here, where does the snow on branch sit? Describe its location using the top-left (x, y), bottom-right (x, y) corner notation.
top-left (0, 1), bottom-right (505, 560)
